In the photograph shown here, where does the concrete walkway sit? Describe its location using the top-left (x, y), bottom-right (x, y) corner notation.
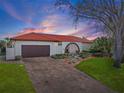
top-left (23, 57), bottom-right (115, 93)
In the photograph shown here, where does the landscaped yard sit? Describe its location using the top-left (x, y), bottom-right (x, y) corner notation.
top-left (0, 62), bottom-right (35, 93)
top-left (75, 57), bottom-right (124, 93)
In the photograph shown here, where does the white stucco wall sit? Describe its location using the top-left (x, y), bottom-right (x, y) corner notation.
top-left (82, 43), bottom-right (91, 51)
top-left (13, 41), bottom-right (91, 57)
top-left (6, 48), bottom-right (15, 60)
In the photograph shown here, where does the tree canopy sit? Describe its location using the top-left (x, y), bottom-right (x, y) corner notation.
top-left (55, 0), bottom-right (124, 68)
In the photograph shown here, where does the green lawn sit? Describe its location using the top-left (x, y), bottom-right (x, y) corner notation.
top-left (0, 63), bottom-right (35, 93)
top-left (75, 57), bottom-right (124, 93)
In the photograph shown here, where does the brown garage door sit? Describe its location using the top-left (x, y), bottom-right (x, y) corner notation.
top-left (22, 45), bottom-right (50, 58)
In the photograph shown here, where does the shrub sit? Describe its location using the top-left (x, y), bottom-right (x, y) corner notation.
top-left (92, 52), bottom-right (104, 57)
top-left (89, 49), bottom-right (109, 57)
top-left (90, 37), bottom-right (112, 57)
top-left (79, 51), bottom-right (91, 58)
top-left (51, 54), bottom-right (68, 59)
top-left (15, 56), bottom-right (22, 60)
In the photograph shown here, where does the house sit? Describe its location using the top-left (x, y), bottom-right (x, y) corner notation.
top-left (6, 33), bottom-right (92, 60)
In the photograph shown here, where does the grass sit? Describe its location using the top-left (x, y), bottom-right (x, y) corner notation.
top-left (0, 62), bottom-right (35, 93)
top-left (75, 57), bottom-right (124, 93)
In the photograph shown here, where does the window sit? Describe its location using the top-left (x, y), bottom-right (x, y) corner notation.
top-left (58, 42), bottom-right (62, 46)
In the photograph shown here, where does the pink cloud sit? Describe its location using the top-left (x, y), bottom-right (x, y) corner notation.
top-left (87, 36), bottom-right (98, 40)
top-left (54, 28), bottom-right (77, 35)
top-left (0, 27), bottom-right (55, 39)
top-left (19, 28), bottom-right (45, 34)
top-left (69, 27), bottom-right (92, 36)
top-left (13, 14), bottom-right (63, 35)
top-left (17, 27), bottom-right (57, 35)
top-left (87, 32), bottom-right (104, 40)
top-left (38, 14), bottom-right (65, 33)
top-left (69, 23), bottom-right (96, 35)
top-left (40, 15), bottom-right (61, 28)
top-left (0, 33), bottom-right (15, 39)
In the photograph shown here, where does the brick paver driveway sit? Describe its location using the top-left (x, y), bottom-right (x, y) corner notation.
top-left (23, 57), bottom-right (115, 93)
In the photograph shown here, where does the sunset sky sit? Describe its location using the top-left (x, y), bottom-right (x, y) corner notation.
top-left (0, 0), bottom-right (103, 40)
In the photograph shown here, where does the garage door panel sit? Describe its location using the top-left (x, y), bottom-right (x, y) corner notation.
top-left (22, 45), bottom-right (50, 58)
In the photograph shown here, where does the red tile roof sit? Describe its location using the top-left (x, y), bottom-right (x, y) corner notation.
top-left (12, 33), bottom-right (92, 43)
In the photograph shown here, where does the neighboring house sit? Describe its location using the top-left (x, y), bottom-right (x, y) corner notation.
top-left (6, 33), bottom-right (92, 60)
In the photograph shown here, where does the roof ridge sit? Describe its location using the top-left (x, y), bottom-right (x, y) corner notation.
top-left (11, 32), bottom-right (92, 43)
top-left (34, 32), bottom-right (77, 37)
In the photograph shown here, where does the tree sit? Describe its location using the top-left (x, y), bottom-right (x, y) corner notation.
top-left (4, 37), bottom-right (12, 47)
top-left (55, 0), bottom-right (124, 68)
top-left (0, 40), bottom-right (6, 48)
top-left (0, 38), bottom-right (12, 54)
top-left (0, 40), bottom-right (6, 53)
top-left (90, 37), bottom-right (112, 56)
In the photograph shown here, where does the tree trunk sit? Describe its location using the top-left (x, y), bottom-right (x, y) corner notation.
top-left (122, 40), bottom-right (124, 63)
top-left (0, 48), bottom-right (1, 54)
top-left (113, 31), bottom-right (123, 68)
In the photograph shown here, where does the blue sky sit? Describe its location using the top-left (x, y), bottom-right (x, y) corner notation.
top-left (0, 0), bottom-right (102, 40)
